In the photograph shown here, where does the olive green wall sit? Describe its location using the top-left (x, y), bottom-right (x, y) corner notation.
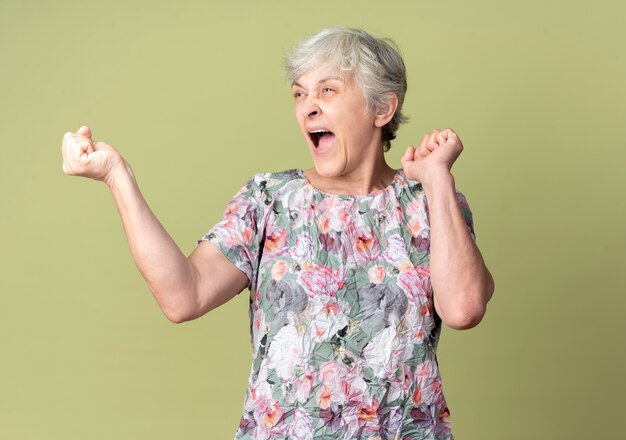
top-left (1, 1), bottom-right (624, 438)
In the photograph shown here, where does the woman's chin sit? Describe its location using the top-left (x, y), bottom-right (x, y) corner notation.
top-left (312, 162), bottom-right (344, 179)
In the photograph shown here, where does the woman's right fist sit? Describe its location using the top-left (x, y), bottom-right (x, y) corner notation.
top-left (62, 126), bottom-right (124, 185)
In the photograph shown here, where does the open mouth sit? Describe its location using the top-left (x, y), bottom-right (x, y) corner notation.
top-left (308, 129), bottom-right (335, 149)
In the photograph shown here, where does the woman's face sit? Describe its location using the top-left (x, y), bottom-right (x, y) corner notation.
top-left (292, 68), bottom-right (383, 178)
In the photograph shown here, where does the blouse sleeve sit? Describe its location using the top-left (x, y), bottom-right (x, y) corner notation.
top-left (197, 175), bottom-right (267, 290)
top-left (456, 191), bottom-right (476, 241)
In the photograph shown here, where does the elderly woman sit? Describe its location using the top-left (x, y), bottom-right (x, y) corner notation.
top-left (62, 28), bottom-right (493, 440)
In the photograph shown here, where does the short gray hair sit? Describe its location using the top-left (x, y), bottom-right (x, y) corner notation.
top-left (285, 28), bottom-right (408, 152)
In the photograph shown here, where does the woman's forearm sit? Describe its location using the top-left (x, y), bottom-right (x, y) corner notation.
top-left (424, 172), bottom-right (494, 329)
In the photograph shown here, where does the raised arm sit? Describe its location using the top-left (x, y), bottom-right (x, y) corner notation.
top-left (401, 128), bottom-right (494, 330)
top-left (61, 126), bottom-right (249, 323)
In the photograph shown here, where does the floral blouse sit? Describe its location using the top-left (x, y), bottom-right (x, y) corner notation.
top-left (199, 169), bottom-right (475, 440)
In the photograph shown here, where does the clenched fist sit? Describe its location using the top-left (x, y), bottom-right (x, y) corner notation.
top-left (400, 128), bottom-right (463, 185)
top-left (61, 126), bottom-right (125, 186)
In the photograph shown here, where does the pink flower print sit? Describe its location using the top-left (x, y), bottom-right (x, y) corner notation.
top-left (319, 360), bottom-right (342, 386)
top-left (353, 227), bottom-right (381, 265)
top-left (406, 197), bottom-right (429, 241)
top-left (263, 228), bottom-right (287, 255)
top-left (380, 407), bottom-right (403, 438)
top-left (408, 405), bottom-right (433, 431)
top-left (220, 187), bottom-right (259, 222)
top-left (294, 367), bottom-right (316, 403)
top-left (407, 217), bottom-right (422, 237)
top-left (397, 265), bottom-right (431, 304)
top-left (289, 232), bottom-right (314, 262)
top-left (420, 303), bottom-right (433, 318)
top-left (318, 361), bottom-right (350, 405)
top-left (406, 197), bottom-right (425, 217)
top-left (263, 400), bottom-right (285, 428)
top-left (339, 402), bottom-right (381, 438)
top-left (319, 407), bottom-right (343, 432)
top-left (318, 195), bottom-right (345, 214)
top-left (319, 230), bottom-right (348, 259)
top-left (317, 214), bottom-right (331, 234)
top-left (318, 362), bottom-right (372, 419)
top-left (385, 363), bottom-right (414, 402)
top-left (388, 204), bottom-right (404, 224)
top-left (241, 227), bottom-right (254, 244)
top-left (309, 295), bottom-right (348, 342)
top-left (288, 409), bottom-right (314, 440)
top-left (271, 260), bottom-right (289, 281)
top-left (412, 387), bottom-right (422, 407)
top-left (342, 368), bottom-right (368, 406)
top-left (358, 400), bottom-right (379, 422)
top-left (298, 263), bottom-right (346, 298)
top-left (237, 415), bottom-right (256, 436)
top-left (382, 234), bottom-right (410, 265)
top-left (246, 377), bottom-right (272, 414)
top-left (368, 265), bottom-right (386, 284)
top-left (324, 300), bottom-right (339, 316)
top-left (220, 218), bottom-right (255, 248)
top-left (315, 385), bottom-right (333, 410)
top-left (313, 325), bottom-right (325, 339)
top-left (338, 405), bottom-right (361, 437)
top-left (412, 360), bottom-right (442, 407)
top-left (223, 196), bottom-right (244, 216)
top-left (318, 197), bottom-right (350, 231)
top-left (411, 234), bottom-right (430, 253)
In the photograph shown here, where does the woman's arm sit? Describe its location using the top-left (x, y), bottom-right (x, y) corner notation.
top-left (422, 171), bottom-right (494, 329)
top-left (62, 126), bottom-right (248, 323)
top-left (401, 128), bottom-right (494, 329)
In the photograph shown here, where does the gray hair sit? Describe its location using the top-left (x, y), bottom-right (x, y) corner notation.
top-left (285, 28), bottom-right (408, 152)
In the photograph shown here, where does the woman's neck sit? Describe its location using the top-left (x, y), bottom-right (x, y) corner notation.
top-left (304, 160), bottom-right (397, 196)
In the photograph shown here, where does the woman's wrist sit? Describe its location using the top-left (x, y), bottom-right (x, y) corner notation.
top-left (420, 167), bottom-right (455, 194)
top-left (105, 158), bottom-right (135, 194)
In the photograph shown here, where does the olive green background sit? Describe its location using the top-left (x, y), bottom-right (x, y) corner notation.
top-left (1, 0), bottom-right (624, 439)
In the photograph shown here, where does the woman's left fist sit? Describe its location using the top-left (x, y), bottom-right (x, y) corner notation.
top-left (400, 128), bottom-right (463, 184)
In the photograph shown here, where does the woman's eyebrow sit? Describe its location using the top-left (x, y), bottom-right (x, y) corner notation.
top-left (318, 76), bottom-right (344, 84)
top-left (291, 76), bottom-right (344, 88)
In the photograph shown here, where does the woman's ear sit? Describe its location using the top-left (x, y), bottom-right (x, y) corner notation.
top-left (374, 93), bottom-right (399, 128)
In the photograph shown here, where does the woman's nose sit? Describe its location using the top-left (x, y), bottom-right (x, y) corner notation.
top-left (300, 96), bottom-right (320, 118)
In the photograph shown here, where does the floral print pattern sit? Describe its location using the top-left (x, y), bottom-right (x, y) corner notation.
top-left (200, 169), bottom-right (475, 440)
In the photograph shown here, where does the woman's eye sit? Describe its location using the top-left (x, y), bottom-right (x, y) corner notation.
top-left (323, 87), bottom-right (334, 93)
top-left (293, 91), bottom-right (304, 98)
